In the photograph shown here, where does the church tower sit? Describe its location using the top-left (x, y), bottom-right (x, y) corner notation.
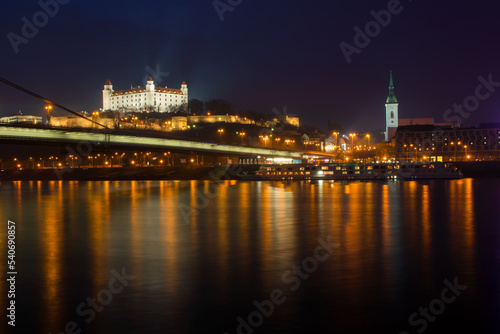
top-left (385, 71), bottom-right (399, 141)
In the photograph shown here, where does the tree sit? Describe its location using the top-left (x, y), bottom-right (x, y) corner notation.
top-left (205, 99), bottom-right (234, 115)
top-left (189, 99), bottom-right (204, 114)
top-left (375, 142), bottom-right (395, 160)
top-left (170, 103), bottom-right (188, 114)
top-left (145, 105), bottom-right (156, 113)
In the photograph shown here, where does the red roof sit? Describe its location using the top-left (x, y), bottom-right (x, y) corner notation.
top-left (111, 88), bottom-right (146, 96)
top-left (182, 81), bottom-right (186, 85)
top-left (111, 87), bottom-right (184, 96)
top-left (148, 76), bottom-right (153, 81)
top-left (155, 87), bottom-right (183, 94)
top-left (105, 79), bottom-right (112, 85)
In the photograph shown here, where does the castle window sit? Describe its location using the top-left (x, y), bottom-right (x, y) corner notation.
top-left (390, 111), bottom-right (394, 119)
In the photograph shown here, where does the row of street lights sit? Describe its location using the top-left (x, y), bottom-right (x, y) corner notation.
top-left (6, 151), bottom-right (180, 169)
top-left (218, 128), bottom-right (298, 149)
top-left (347, 133), bottom-right (371, 152)
top-left (402, 141), bottom-right (471, 161)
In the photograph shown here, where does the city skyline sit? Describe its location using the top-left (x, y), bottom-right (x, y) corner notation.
top-left (2, 2), bottom-right (500, 333)
top-left (1, 1), bottom-right (499, 133)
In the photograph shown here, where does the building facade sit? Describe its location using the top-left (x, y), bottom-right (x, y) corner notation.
top-left (395, 123), bottom-right (500, 161)
top-left (186, 115), bottom-right (254, 124)
top-left (103, 77), bottom-right (188, 113)
top-left (0, 113), bottom-right (42, 124)
top-left (50, 115), bottom-right (115, 128)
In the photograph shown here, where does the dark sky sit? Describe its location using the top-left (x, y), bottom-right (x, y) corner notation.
top-left (1, 0), bottom-right (499, 134)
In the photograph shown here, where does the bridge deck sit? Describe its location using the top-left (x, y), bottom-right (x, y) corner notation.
top-left (0, 125), bottom-right (334, 158)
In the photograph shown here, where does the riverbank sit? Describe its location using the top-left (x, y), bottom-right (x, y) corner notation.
top-left (0, 165), bottom-right (235, 181)
top-left (0, 162), bottom-right (498, 180)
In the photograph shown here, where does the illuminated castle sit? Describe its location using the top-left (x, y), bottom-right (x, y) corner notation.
top-left (102, 77), bottom-right (188, 113)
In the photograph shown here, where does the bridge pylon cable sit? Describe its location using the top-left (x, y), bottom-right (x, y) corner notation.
top-left (0, 76), bottom-right (108, 129)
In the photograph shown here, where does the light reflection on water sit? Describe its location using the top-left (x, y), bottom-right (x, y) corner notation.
top-left (0, 179), bottom-right (498, 333)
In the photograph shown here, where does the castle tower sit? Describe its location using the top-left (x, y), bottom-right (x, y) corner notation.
top-left (181, 81), bottom-right (188, 97)
top-left (102, 79), bottom-right (113, 111)
top-left (145, 76), bottom-right (155, 109)
top-left (146, 76), bottom-right (155, 91)
top-left (385, 71), bottom-right (399, 141)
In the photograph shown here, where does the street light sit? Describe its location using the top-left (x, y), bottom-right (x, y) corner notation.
top-left (333, 132), bottom-right (339, 145)
top-left (365, 134), bottom-right (371, 148)
top-left (218, 128), bottom-right (224, 142)
top-left (403, 144), bottom-right (409, 162)
top-left (45, 105), bottom-right (53, 124)
top-left (263, 136), bottom-right (269, 148)
top-left (349, 133), bottom-right (356, 152)
top-left (91, 111), bottom-right (100, 128)
top-left (450, 141), bottom-right (457, 161)
top-left (409, 144), bottom-right (418, 161)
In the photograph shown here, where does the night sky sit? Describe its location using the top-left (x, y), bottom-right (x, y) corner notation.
top-left (1, 0), bottom-right (499, 133)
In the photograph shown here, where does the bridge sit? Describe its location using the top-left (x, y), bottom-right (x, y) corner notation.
top-left (0, 77), bottom-right (335, 162)
top-left (0, 125), bottom-right (333, 160)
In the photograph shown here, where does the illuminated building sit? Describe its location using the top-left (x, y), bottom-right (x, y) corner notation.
top-left (395, 123), bottom-right (500, 160)
top-left (385, 72), bottom-right (455, 141)
top-left (385, 71), bottom-right (399, 141)
top-left (102, 77), bottom-right (188, 113)
top-left (0, 112), bottom-right (42, 124)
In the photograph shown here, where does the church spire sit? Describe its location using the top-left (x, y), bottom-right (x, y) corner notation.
top-left (386, 70), bottom-right (398, 104)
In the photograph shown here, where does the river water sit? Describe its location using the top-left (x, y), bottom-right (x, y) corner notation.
top-left (0, 179), bottom-right (499, 333)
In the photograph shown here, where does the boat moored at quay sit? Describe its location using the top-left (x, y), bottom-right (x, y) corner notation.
top-left (239, 162), bottom-right (463, 181)
top-left (398, 162), bottom-right (463, 179)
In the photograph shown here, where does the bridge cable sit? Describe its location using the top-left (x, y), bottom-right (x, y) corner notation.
top-left (0, 76), bottom-right (108, 129)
